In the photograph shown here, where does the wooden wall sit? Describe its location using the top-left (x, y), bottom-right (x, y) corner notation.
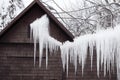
top-left (0, 3), bottom-right (71, 43)
top-left (0, 3), bottom-right (117, 80)
top-left (0, 3), bottom-right (69, 80)
top-left (0, 43), bottom-right (64, 80)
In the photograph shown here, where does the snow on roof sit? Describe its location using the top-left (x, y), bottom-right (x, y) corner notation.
top-left (30, 14), bottom-right (62, 68)
top-left (60, 24), bottom-right (120, 78)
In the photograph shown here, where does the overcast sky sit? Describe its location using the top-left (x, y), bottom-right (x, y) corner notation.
top-left (0, 0), bottom-right (83, 13)
top-left (23, 0), bottom-right (33, 7)
top-left (22, 0), bottom-right (82, 11)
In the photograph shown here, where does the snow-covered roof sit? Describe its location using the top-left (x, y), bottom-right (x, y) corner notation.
top-left (30, 14), bottom-right (62, 67)
top-left (0, 0), bottom-right (74, 40)
top-left (60, 24), bottom-right (120, 79)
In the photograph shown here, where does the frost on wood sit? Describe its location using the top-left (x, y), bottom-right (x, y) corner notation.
top-left (30, 14), bottom-right (62, 68)
top-left (60, 24), bottom-right (120, 79)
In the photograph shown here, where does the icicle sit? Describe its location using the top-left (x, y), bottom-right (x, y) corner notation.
top-left (80, 36), bottom-right (89, 75)
top-left (60, 41), bottom-right (71, 76)
top-left (66, 48), bottom-right (69, 77)
top-left (96, 37), bottom-right (101, 77)
top-left (60, 35), bottom-right (90, 76)
top-left (115, 25), bottom-right (120, 80)
top-left (46, 42), bottom-right (48, 69)
top-left (30, 14), bottom-right (62, 68)
top-left (31, 14), bottom-right (120, 79)
top-left (116, 42), bottom-right (120, 80)
top-left (88, 34), bottom-right (95, 70)
top-left (60, 24), bottom-right (120, 79)
top-left (34, 40), bottom-right (37, 66)
top-left (39, 38), bottom-right (44, 67)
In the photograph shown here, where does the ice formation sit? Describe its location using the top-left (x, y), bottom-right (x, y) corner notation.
top-left (30, 14), bottom-right (120, 79)
top-left (60, 24), bottom-right (120, 79)
top-left (30, 14), bottom-right (62, 68)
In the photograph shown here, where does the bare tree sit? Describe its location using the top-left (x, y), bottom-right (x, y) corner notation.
top-left (42, 0), bottom-right (120, 36)
top-left (0, 0), bottom-right (24, 30)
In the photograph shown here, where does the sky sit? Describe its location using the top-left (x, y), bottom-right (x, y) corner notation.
top-left (0, 0), bottom-right (120, 14)
top-left (21, 0), bottom-right (76, 8)
top-left (0, 0), bottom-right (80, 29)
top-left (22, 0), bottom-right (82, 12)
top-left (23, 0), bottom-right (33, 7)
top-left (0, 0), bottom-right (83, 16)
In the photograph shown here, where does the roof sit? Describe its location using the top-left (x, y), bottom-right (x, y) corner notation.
top-left (0, 0), bottom-right (74, 40)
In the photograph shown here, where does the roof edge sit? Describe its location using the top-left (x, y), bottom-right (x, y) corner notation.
top-left (35, 0), bottom-right (74, 39)
top-left (0, 0), bottom-right (74, 40)
top-left (0, 1), bottom-right (36, 37)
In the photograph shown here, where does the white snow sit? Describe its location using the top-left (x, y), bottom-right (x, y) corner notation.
top-left (0, 0), bottom-right (25, 29)
top-left (60, 24), bottom-right (120, 79)
top-left (30, 14), bottom-right (62, 68)
top-left (0, 0), bottom-right (119, 79)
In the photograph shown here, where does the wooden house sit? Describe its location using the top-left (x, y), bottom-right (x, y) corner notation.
top-left (0, 0), bottom-right (117, 80)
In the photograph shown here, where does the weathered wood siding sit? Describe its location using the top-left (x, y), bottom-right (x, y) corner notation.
top-left (0, 2), bottom-right (117, 80)
top-left (0, 3), bottom-right (69, 80)
top-left (0, 43), bottom-right (63, 80)
top-left (0, 3), bottom-right (71, 43)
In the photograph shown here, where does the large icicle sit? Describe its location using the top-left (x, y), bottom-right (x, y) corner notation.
top-left (60, 24), bottom-right (120, 79)
top-left (30, 14), bottom-right (120, 79)
top-left (30, 14), bottom-right (62, 68)
top-left (61, 34), bottom-right (91, 76)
